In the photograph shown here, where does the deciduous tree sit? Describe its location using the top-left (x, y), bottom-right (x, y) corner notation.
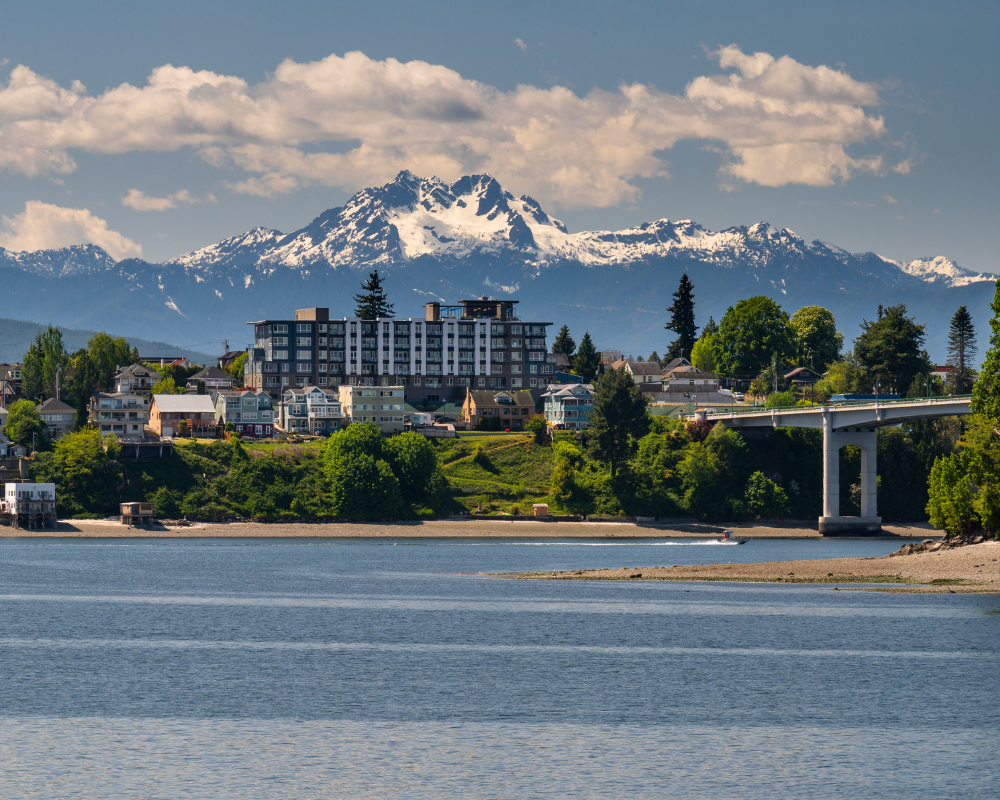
top-left (88, 332), bottom-right (140, 391)
top-left (790, 306), bottom-right (843, 370)
top-left (853, 304), bottom-right (931, 395)
top-left (3, 400), bottom-right (46, 449)
top-left (22, 326), bottom-right (70, 400)
top-left (713, 297), bottom-right (794, 379)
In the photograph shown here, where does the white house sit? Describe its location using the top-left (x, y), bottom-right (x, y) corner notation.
top-left (280, 386), bottom-right (345, 435)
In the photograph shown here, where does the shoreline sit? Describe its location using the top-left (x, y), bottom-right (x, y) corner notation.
top-left (0, 519), bottom-right (937, 539)
top-left (501, 541), bottom-right (1000, 593)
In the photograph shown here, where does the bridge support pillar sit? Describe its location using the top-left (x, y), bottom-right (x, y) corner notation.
top-left (819, 424), bottom-right (881, 536)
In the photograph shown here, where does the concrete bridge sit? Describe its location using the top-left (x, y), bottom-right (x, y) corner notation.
top-left (693, 397), bottom-right (972, 534)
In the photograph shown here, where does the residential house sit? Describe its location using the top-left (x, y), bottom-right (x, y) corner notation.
top-left (659, 364), bottom-right (728, 404)
top-left (114, 363), bottom-right (160, 396)
top-left (149, 394), bottom-right (218, 438)
top-left (279, 386), bottom-right (344, 435)
top-left (3, 482), bottom-right (57, 529)
top-left (245, 298), bottom-right (552, 407)
top-left (186, 366), bottom-right (235, 393)
top-left (90, 392), bottom-right (150, 438)
top-left (0, 363), bottom-right (23, 405)
top-left (338, 385), bottom-right (404, 434)
top-left (542, 383), bottom-right (595, 430)
top-left (37, 398), bottom-right (75, 440)
top-left (218, 349), bottom-right (247, 370)
top-left (462, 388), bottom-right (536, 431)
top-left (215, 389), bottom-right (275, 438)
top-left (611, 359), bottom-right (665, 384)
top-left (783, 366), bottom-right (823, 387)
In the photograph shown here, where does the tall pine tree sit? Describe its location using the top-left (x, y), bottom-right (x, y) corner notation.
top-left (353, 271), bottom-right (395, 319)
top-left (946, 305), bottom-right (977, 394)
top-left (665, 273), bottom-right (698, 361)
top-left (573, 332), bottom-right (600, 383)
top-left (586, 366), bottom-right (650, 479)
top-left (551, 325), bottom-right (576, 355)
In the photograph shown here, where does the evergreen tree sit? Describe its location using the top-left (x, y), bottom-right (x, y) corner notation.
top-left (353, 271), bottom-right (394, 319)
top-left (665, 273), bottom-right (698, 360)
top-left (946, 306), bottom-right (977, 394)
top-left (66, 351), bottom-right (100, 429)
top-left (586, 366), bottom-right (650, 479)
top-left (973, 283), bottom-right (1000, 418)
top-left (647, 351), bottom-right (660, 365)
top-left (551, 325), bottom-right (576, 356)
top-left (573, 332), bottom-right (600, 383)
top-left (701, 316), bottom-right (718, 338)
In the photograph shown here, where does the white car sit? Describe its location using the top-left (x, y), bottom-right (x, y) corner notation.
top-left (732, 392), bottom-right (745, 401)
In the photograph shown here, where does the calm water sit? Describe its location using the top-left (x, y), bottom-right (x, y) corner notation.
top-left (0, 537), bottom-right (997, 799)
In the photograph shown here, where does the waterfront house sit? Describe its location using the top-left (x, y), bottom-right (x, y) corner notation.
top-left (542, 383), bottom-right (595, 430)
top-left (149, 394), bottom-right (218, 438)
top-left (2, 482), bottom-right (57, 529)
top-left (462, 388), bottom-right (536, 431)
top-left (90, 392), bottom-right (150, 438)
top-left (215, 389), bottom-right (275, 438)
top-left (280, 386), bottom-right (345, 435)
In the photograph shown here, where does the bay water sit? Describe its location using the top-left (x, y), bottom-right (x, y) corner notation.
top-left (0, 536), bottom-right (997, 798)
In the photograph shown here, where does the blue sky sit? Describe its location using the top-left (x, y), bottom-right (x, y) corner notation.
top-left (1, 0), bottom-right (997, 270)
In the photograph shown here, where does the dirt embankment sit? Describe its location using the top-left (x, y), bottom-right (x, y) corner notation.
top-left (504, 541), bottom-right (1000, 593)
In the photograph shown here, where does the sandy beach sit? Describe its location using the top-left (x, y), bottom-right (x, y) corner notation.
top-left (0, 518), bottom-right (936, 539)
top-left (504, 540), bottom-right (1000, 592)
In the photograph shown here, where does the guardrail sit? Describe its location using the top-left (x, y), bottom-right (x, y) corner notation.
top-left (701, 394), bottom-right (973, 418)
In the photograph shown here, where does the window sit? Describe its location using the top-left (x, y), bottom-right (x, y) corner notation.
top-left (511, 365), bottom-right (522, 374)
top-left (530, 378), bottom-right (538, 388)
top-left (296, 350), bottom-right (312, 361)
top-left (511, 325), bottom-right (522, 334)
top-left (296, 337), bottom-right (312, 346)
top-left (512, 351), bottom-right (522, 361)
top-left (512, 378), bottom-right (522, 387)
top-left (272, 324), bottom-right (288, 334)
top-left (529, 351), bottom-right (545, 361)
top-left (274, 350), bottom-right (289, 361)
top-left (491, 365), bottom-right (503, 375)
top-left (296, 323), bottom-right (312, 333)
top-left (478, 378), bottom-right (486, 388)
top-left (296, 363), bottom-right (312, 373)
top-left (529, 365), bottom-right (538, 374)
top-left (543, 365), bottom-right (554, 375)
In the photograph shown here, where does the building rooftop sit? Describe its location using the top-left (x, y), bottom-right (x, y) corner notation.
top-left (151, 394), bottom-right (216, 413)
top-left (466, 389), bottom-right (536, 408)
top-left (37, 398), bottom-right (75, 414)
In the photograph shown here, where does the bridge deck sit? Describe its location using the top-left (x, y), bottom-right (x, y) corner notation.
top-left (698, 396), bottom-right (972, 431)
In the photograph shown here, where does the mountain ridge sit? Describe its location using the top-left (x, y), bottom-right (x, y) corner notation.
top-left (0, 170), bottom-right (994, 361)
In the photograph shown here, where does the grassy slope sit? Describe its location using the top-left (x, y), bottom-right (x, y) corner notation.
top-left (435, 434), bottom-right (557, 513)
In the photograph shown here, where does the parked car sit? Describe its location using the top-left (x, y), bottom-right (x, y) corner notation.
top-left (732, 392), bottom-right (745, 401)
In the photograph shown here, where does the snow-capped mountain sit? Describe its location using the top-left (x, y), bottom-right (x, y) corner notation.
top-left (164, 170), bottom-right (995, 289)
top-left (0, 170), bottom-right (994, 360)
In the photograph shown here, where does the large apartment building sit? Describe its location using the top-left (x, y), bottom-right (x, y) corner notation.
top-left (246, 298), bottom-right (552, 406)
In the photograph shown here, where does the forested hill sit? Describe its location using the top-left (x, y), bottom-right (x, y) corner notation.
top-left (0, 318), bottom-right (214, 364)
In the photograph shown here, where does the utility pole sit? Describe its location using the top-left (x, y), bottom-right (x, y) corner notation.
top-left (772, 352), bottom-right (778, 394)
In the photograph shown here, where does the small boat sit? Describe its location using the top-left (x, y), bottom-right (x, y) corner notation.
top-left (717, 529), bottom-right (750, 545)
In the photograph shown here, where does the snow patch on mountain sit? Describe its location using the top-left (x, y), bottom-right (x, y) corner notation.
top-left (886, 255), bottom-right (996, 287)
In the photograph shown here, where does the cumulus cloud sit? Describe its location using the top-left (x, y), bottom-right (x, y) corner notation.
top-left (0, 46), bottom-right (888, 207)
top-left (883, 194), bottom-right (898, 204)
top-left (0, 201), bottom-right (142, 258)
top-left (514, 38), bottom-right (527, 53)
top-left (121, 188), bottom-right (216, 211)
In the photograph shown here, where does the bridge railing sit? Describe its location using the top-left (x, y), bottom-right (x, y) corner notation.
top-left (701, 394), bottom-right (973, 419)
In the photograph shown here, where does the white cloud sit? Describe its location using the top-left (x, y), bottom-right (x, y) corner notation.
top-left (514, 38), bottom-right (527, 53)
top-left (121, 188), bottom-right (216, 211)
top-left (0, 201), bottom-right (142, 258)
top-left (0, 46), bottom-right (888, 208)
top-left (883, 194), bottom-right (898, 204)
top-left (893, 157), bottom-right (914, 175)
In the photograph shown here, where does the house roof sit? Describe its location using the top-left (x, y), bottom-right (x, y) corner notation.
top-left (542, 383), bottom-right (594, 398)
top-left (783, 366), bottom-right (822, 381)
top-left (661, 357), bottom-right (691, 371)
top-left (612, 360), bottom-right (663, 376)
top-left (151, 394), bottom-right (217, 413)
top-left (282, 386), bottom-right (339, 401)
top-left (664, 366), bottom-right (716, 381)
top-left (218, 350), bottom-right (246, 361)
top-left (38, 398), bottom-right (76, 414)
top-left (466, 389), bottom-right (536, 408)
top-left (188, 366), bottom-right (232, 381)
top-left (117, 363), bottom-right (158, 379)
top-left (546, 352), bottom-right (572, 367)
